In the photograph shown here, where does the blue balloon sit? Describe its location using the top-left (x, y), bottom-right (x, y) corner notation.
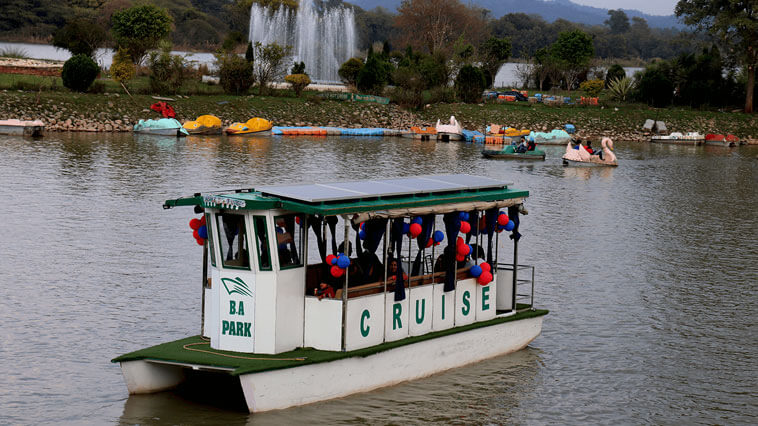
top-left (433, 230), bottom-right (444, 243)
top-left (470, 264), bottom-right (483, 278)
top-left (467, 244), bottom-right (473, 255)
top-left (458, 212), bottom-right (468, 221)
top-left (505, 220), bottom-right (515, 231)
top-left (411, 217), bottom-right (423, 225)
top-left (337, 254), bottom-right (351, 269)
top-left (402, 223), bottom-right (410, 234)
top-left (198, 225), bottom-right (208, 239)
top-left (330, 256), bottom-right (338, 265)
top-left (358, 230), bottom-right (366, 240)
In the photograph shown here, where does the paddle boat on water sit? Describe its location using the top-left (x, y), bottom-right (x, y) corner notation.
top-left (651, 132), bottom-right (705, 145)
top-left (705, 133), bottom-right (740, 147)
top-left (403, 126), bottom-right (438, 140)
top-left (0, 119), bottom-right (45, 137)
top-left (183, 115), bottom-right (223, 135)
top-left (562, 137), bottom-right (617, 167)
top-left (113, 174), bottom-right (546, 413)
top-left (528, 129), bottom-right (572, 145)
top-left (225, 118), bottom-right (273, 135)
top-left (133, 118), bottom-right (189, 136)
top-left (436, 116), bottom-right (464, 141)
top-left (482, 144), bottom-right (546, 160)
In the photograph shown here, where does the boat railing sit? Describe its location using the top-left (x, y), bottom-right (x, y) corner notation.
top-left (497, 263), bottom-right (536, 311)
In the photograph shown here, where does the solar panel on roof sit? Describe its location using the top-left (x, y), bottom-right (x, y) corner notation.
top-left (254, 174), bottom-right (511, 203)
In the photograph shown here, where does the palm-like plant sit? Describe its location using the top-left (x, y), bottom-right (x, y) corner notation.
top-left (608, 76), bottom-right (635, 101)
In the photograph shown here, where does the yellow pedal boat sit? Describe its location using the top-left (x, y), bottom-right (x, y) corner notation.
top-left (225, 118), bottom-right (273, 135)
top-left (182, 115), bottom-right (223, 135)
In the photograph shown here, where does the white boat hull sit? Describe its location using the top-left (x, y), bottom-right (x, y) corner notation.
top-left (562, 158), bottom-right (617, 167)
top-left (119, 315), bottom-right (543, 413)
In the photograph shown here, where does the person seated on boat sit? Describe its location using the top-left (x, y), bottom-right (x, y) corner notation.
top-left (516, 137), bottom-right (528, 153)
top-left (586, 140), bottom-right (604, 160)
top-left (526, 138), bottom-right (536, 151)
top-left (357, 250), bottom-right (384, 284)
top-left (275, 223), bottom-right (295, 266)
top-left (386, 258), bottom-right (407, 282)
top-left (314, 282), bottom-right (335, 299)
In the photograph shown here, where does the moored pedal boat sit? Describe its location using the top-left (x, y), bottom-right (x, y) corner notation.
top-left (225, 118), bottom-right (273, 135)
top-left (113, 174), bottom-right (547, 413)
top-left (133, 118), bottom-right (189, 136)
top-left (0, 119), bottom-right (45, 137)
top-left (651, 132), bottom-right (705, 145)
top-left (435, 116), bottom-right (464, 141)
top-left (705, 133), bottom-right (740, 147)
top-left (183, 115), bottom-right (223, 135)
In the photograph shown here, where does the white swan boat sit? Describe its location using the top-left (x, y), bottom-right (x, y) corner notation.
top-left (562, 137), bottom-right (618, 167)
top-left (113, 174), bottom-right (546, 413)
top-left (435, 116), bottom-right (464, 141)
top-left (650, 132), bottom-right (705, 145)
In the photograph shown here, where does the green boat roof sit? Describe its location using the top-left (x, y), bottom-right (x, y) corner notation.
top-left (164, 174), bottom-right (528, 216)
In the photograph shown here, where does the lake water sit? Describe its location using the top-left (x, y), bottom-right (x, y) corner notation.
top-left (0, 133), bottom-right (756, 424)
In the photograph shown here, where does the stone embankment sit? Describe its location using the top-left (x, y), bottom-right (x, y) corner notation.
top-left (1, 89), bottom-right (755, 143)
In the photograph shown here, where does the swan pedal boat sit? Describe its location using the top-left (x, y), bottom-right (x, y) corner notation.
top-left (225, 118), bottom-right (273, 135)
top-left (482, 145), bottom-right (546, 160)
top-left (562, 137), bottom-right (617, 167)
top-left (436, 116), bottom-right (464, 141)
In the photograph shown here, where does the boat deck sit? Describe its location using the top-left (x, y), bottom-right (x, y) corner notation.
top-left (113, 308), bottom-right (548, 376)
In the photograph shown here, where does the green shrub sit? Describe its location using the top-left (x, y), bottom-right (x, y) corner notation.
top-left (61, 54), bottom-right (100, 92)
top-left (454, 65), bottom-right (486, 103)
top-left (291, 61), bottom-right (306, 75)
top-left (146, 46), bottom-right (186, 95)
top-left (357, 54), bottom-right (392, 95)
top-left (608, 76), bottom-right (635, 101)
top-left (338, 57), bottom-right (364, 88)
top-left (285, 73), bottom-right (311, 97)
top-left (218, 54), bottom-right (254, 95)
top-left (635, 64), bottom-right (674, 107)
top-left (579, 79), bottom-right (604, 97)
top-left (605, 64), bottom-right (626, 87)
top-left (110, 48), bottom-right (135, 87)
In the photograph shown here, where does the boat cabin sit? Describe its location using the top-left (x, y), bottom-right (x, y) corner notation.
top-left (164, 174), bottom-right (533, 355)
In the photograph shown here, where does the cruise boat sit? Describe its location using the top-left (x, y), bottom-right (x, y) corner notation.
top-left (113, 174), bottom-right (547, 413)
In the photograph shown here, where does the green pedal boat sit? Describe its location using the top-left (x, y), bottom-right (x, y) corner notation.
top-left (482, 145), bottom-right (546, 160)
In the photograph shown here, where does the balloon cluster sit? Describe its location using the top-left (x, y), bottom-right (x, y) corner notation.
top-left (409, 217), bottom-right (423, 238)
top-left (457, 212), bottom-right (471, 234)
top-left (326, 253), bottom-right (351, 278)
top-left (189, 216), bottom-right (208, 246)
top-left (425, 230), bottom-right (445, 248)
top-left (497, 211), bottom-right (516, 233)
top-left (455, 236), bottom-right (473, 262)
top-left (469, 262), bottom-right (493, 285)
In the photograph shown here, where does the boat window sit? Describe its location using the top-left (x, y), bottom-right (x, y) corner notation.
top-left (216, 214), bottom-right (250, 270)
top-left (205, 213), bottom-right (216, 267)
top-left (274, 214), bottom-right (304, 269)
top-left (253, 216), bottom-right (272, 271)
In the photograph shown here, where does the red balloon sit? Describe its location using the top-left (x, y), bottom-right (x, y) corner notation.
top-left (409, 223), bottom-right (422, 238)
top-left (195, 237), bottom-right (205, 246)
top-left (189, 218), bottom-right (201, 230)
top-left (459, 221), bottom-right (471, 234)
top-left (457, 244), bottom-right (469, 256)
top-left (426, 238), bottom-right (434, 248)
top-left (478, 271), bottom-right (493, 285)
top-left (331, 265), bottom-right (345, 278)
top-left (200, 215), bottom-right (207, 226)
top-left (497, 214), bottom-right (509, 226)
top-left (193, 229), bottom-right (200, 239)
top-left (457, 236), bottom-right (465, 246)
top-left (480, 262), bottom-right (491, 272)
top-left (456, 253), bottom-right (466, 262)
top-left (295, 216), bottom-right (301, 225)
top-left (325, 254), bottom-right (336, 265)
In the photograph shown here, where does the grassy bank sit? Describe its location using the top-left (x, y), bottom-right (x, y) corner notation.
top-left (0, 75), bottom-right (755, 140)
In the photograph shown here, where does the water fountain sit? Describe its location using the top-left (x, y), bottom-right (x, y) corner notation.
top-left (248, 0), bottom-right (357, 83)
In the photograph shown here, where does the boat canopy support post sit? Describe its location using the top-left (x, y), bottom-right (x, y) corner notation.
top-left (383, 219), bottom-right (390, 342)
top-left (201, 239), bottom-right (208, 336)
top-left (341, 215), bottom-right (350, 352)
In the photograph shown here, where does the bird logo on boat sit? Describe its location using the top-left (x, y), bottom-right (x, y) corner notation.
top-left (222, 277), bottom-right (253, 297)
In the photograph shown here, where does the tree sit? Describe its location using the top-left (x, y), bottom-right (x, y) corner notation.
top-left (454, 65), bottom-right (486, 103)
top-left (605, 10), bottom-right (630, 34)
top-left (291, 61), bottom-right (305, 75)
top-left (110, 47), bottom-right (135, 90)
top-left (394, 0), bottom-right (489, 54)
top-left (550, 30), bottom-right (594, 91)
top-left (635, 62), bottom-right (674, 107)
top-left (357, 52), bottom-right (392, 95)
top-left (218, 53), bottom-right (255, 95)
top-left (479, 37), bottom-right (511, 88)
top-left (53, 16), bottom-right (107, 58)
top-left (254, 41), bottom-right (292, 95)
top-left (111, 4), bottom-right (173, 64)
top-left (146, 43), bottom-right (186, 95)
top-left (61, 54), bottom-right (100, 92)
top-left (533, 47), bottom-right (555, 91)
top-left (605, 64), bottom-right (626, 87)
top-left (676, 0), bottom-right (758, 113)
top-left (285, 73), bottom-right (311, 97)
top-left (338, 57), bottom-right (364, 88)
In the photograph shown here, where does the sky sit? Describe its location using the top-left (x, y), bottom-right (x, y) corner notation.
top-left (569, 0), bottom-right (679, 16)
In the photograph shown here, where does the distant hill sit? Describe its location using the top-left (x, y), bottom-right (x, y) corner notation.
top-left (347, 0), bottom-right (682, 29)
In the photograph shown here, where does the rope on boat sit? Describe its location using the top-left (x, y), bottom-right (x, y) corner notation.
top-left (182, 342), bottom-right (307, 361)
